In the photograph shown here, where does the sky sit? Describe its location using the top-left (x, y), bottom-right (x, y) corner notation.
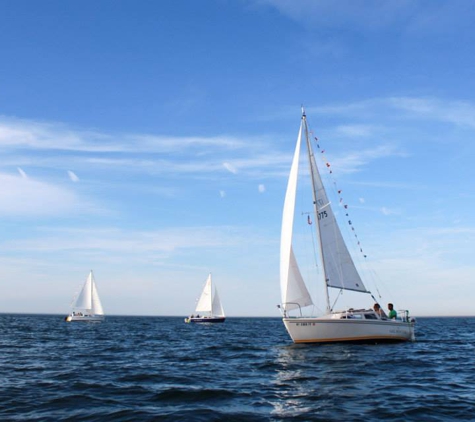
top-left (1, 0), bottom-right (475, 317)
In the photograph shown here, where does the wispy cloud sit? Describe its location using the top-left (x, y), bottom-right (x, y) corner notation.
top-left (381, 207), bottom-right (399, 216)
top-left (309, 97), bottom-right (475, 131)
top-left (0, 173), bottom-right (80, 216)
top-left (223, 162), bottom-right (238, 174)
top-left (389, 97), bottom-right (475, 129)
top-left (0, 117), bottom-right (292, 181)
top-left (17, 167), bottom-right (28, 179)
top-left (257, 0), bottom-right (474, 35)
top-left (334, 124), bottom-right (377, 138)
top-left (67, 170), bottom-right (79, 182)
top-left (0, 116), bottom-right (253, 153)
top-left (257, 0), bottom-right (412, 28)
top-left (318, 144), bottom-right (407, 174)
top-left (1, 225), bottom-right (265, 258)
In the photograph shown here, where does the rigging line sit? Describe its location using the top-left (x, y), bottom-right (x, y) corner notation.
top-left (309, 126), bottom-right (382, 299)
top-left (330, 289), bottom-right (343, 312)
top-left (307, 124), bottom-right (392, 308)
top-left (309, 129), bottom-right (368, 262)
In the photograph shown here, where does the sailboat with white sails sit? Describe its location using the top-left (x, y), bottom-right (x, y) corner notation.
top-left (279, 108), bottom-right (415, 343)
top-left (185, 273), bottom-right (225, 323)
top-left (65, 270), bottom-right (105, 322)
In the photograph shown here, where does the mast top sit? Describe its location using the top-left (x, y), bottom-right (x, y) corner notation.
top-left (301, 105), bottom-right (306, 118)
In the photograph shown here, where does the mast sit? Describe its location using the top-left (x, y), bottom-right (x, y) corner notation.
top-left (302, 108), bottom-right (331, 313)
top-left (209, 272), bottom-right (213, 316)
top-left (90, 270), bottom-right (94, 312)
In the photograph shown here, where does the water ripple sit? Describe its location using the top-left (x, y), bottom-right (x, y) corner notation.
top-left (0, 315), bottom-right (474, 421)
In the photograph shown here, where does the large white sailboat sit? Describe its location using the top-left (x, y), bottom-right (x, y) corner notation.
top-left (65, 270), bottom-right (105, 323)
top-left (185, 273), bottom-right (225, 323)
top-left (279, 109), bottom-right (415, 343)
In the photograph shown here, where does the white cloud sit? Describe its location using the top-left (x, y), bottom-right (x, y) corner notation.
top-left (320, 144), bottom-right (406, 175)
top-left (381, 207), bottom-right (398, 216)
top-left (2, 225), bottom-right (259, 256)
top-left (311, 96), bottom-right (475, 131)
top-left (258, 0), bottom-right (474, 36)
top-left (335, 124), bottom-right (376, 138)
top-left (0, 117), bottom-right (252, 153)
top-left (257, 0), bottom-right (416, 30)
top-left (389, 97), bottom-right (475, 129)
top-left (223, 162), bottom-right (238, 174)
top-left (17, 167), bottom-right (28, 179)
top-left (0, 117), bottom-right (292, 181)
top-left (68, 170), bottom-right (79, 182)
top-left (219, 190), bottom-right (226, 198)
top-left (0, 173), bottom-right (79, 216)
top-left (258, 184), bottom-right (266, 193)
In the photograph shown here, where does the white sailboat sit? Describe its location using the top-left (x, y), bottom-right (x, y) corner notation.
top-left (184, 273), bottom-right (225, 323)
top-left (65, 270), bottom-right (105, 323)
top-left (279, 108), bottom-right (415, 343)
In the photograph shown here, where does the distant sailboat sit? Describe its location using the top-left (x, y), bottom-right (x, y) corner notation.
top-left (279, 108), bottom-right (415, 343)
top-left (65, 270), bottom-right (105, 323)
top-left (185, 273), bottom-right (225, 323)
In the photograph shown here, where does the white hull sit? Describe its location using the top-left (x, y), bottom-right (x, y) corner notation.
top-left (283, 316), bottom-right (415, 344)
top-left (65, 314), bottom-right (104, 323)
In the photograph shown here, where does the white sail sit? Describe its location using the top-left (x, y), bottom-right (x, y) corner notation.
top-left (72, 271), bottom-right (104, 315)
top-left (73, 272), bottom-right (93, 311)
top-left (212, 288), bottom-right (225, 317)
top-left (91, 277), bottom-right (104, 315)
top-left (306, 132), bottom-right (368, 293)
top-left (280, 120), bottom-right (313, 312)
top-left (195, 273), bottom-right (212, 313)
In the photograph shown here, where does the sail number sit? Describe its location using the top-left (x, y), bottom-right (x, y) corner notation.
top-left (318, 211), bottom-right (328, 220)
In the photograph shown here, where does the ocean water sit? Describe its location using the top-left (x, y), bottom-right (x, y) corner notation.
top-left (0, 315), bottom-right (474, 421)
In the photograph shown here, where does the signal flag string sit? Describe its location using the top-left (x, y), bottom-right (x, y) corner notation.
top-left (311, 132), bottom-right (368, 260)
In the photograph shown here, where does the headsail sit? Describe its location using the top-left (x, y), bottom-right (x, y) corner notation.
top-left (306, 132), bottom-right (368, 293)
top-left (280, 119), bottom-right (313, 312)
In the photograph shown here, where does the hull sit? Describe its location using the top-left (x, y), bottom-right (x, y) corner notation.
top-left (184, 317), bottom-right (225, 323)
top-left (283, 316), bottom-right (415, 344)
top-left (65, 314), bottom-right (104, 323)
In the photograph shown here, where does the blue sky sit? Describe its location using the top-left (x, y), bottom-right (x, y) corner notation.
top-left (1, 0), bottom-right (474, 316)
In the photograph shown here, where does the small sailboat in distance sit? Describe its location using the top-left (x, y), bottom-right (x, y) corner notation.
top-left (185, 273), bottom-right (225, 323)
top-left (279, 108), bottom-right (415, 343)
top-left (65, 270), bottom-right (105, 323)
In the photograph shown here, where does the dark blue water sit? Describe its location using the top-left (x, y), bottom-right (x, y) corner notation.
top-left (0, 315), bottom-right (474, 421)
